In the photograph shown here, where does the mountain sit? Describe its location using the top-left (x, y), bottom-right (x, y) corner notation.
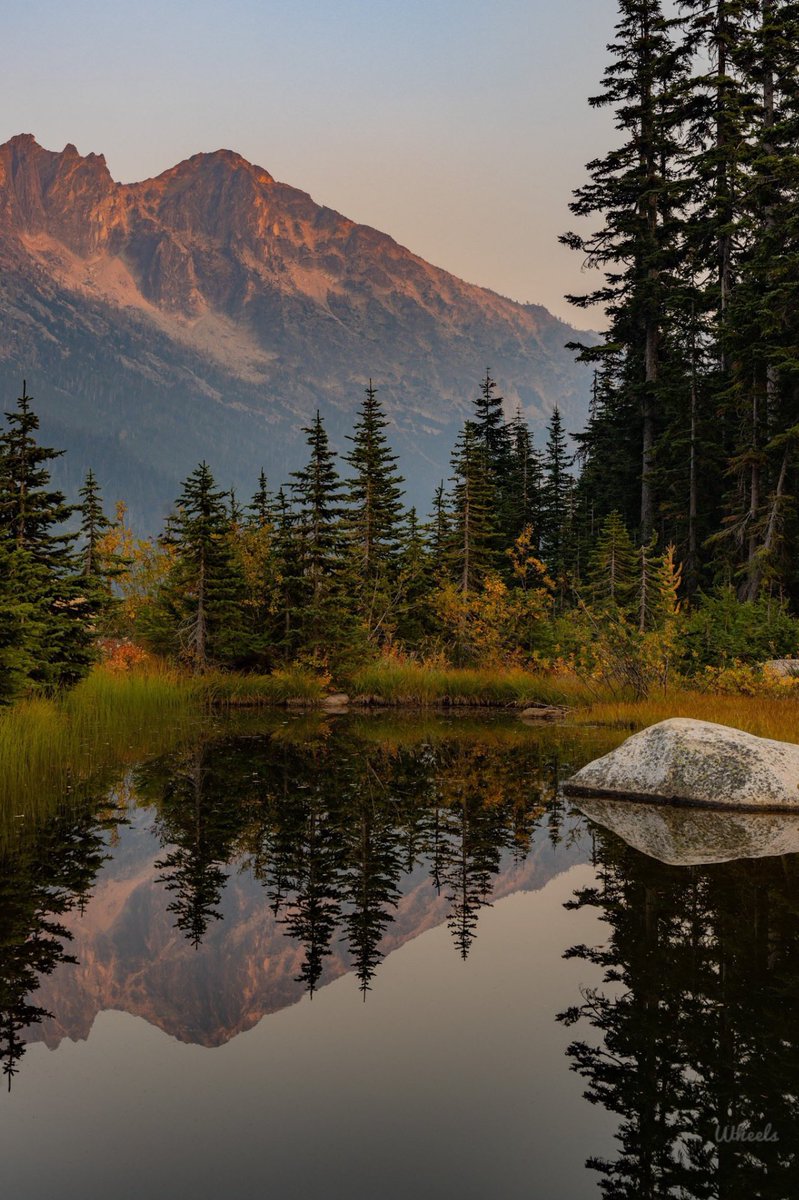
top-left (0, 134), bottom-right (594, 528)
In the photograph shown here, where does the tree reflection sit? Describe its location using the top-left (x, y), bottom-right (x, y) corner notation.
top-left (0, 715), bottom-right (594, 1087)
top-left (138, 717), bottom-right (576, 987)
top-left (153, 751), bottom-right (243, 947)
top-left (561, 828), bottom-right (799, 1199)
top-left (0, 805), bottom-right (110, 1089)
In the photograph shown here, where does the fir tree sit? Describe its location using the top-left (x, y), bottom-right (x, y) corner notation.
top-left (343, 380), bottom-right (405, 578)
top-left (155, 462), bottom-right (246, 670)
top-left (289, 412), bottom-right (351, 658)
top-left (0, 383), bottom-right (93, 689)
top-left (248, 469), bottom-right (273, 528)
top-left (562, 0), bottom-right (691, 538)
top-left (427, 481), bottom-right (451, 578)
top-left (77, 470), bottom-right (110, 580)
top-left (506, 409), bottom-right (542, 547)
top-left (539, 407), bottom-right (574, 581)
top-left (446, 421), bottom-right (498, 593)
top-left (342, 381), bottom-right (406, 643)
top-left (586, 510), bottom-right (638, 610)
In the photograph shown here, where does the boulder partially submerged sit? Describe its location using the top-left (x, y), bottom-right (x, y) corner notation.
top-left (575, 795), bottom-right (799, 865)
top-left (563, 718), bottom-right (799, 811)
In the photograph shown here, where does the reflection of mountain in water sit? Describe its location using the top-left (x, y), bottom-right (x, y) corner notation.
top-left (1, 717), bottom-right (595, 1068)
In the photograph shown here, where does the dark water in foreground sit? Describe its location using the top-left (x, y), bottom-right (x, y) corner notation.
top-left (2, 712), bottom-right (799, 1199)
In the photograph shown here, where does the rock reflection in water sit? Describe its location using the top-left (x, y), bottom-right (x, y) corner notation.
top-left (576, 794), bottom-right (799, 865)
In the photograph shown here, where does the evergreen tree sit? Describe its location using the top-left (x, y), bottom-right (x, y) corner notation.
top-left (562, 0), bottom-right (690, 538)
top-left (0, 543), bottom-right (41, 703)
top-left (0, 382), bottom-right (74, 563)
top-left (446, 422), bottom-right (498, 593)
top-left (427, 480), bottom-right (451, 578)
top-left (342, 381), bottom-right (406, 643)
top-left (395, 507), bottom-right (435, 645)
top-left (0, 383), bottom-right (93, 689)
top-left (586, 510), bottom-right (638, 610)
top-left (248, 469), bottom-right (273, 528)
top-left (77, 470), bottom-right (110, 579)
top-left (539, 407), bottom-right (574, 580)
top-left (153, 462), bottom-right (246, 670)
top-left (506, 409), bottom-right (543, 547)
top-left (289, 412), bottom-right (351, 658)
top-left (343, 381), bottom-right (405, 578)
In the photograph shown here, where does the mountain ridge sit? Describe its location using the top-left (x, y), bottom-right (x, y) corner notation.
top-left (0, 134), bottom-right (594, 528)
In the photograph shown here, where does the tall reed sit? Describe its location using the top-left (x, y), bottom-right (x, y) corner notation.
top-left (0, 665), bottom-right (200, 838)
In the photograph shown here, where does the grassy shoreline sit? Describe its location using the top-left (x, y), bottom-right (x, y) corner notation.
top-left (4, 659), bottom-right (799, 836)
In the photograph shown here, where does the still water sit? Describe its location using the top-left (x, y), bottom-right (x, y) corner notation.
top-left (2, 712), bottom-right (798, 1199)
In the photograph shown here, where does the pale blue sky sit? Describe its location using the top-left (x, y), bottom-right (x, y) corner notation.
top-left (2, 0), bottom-right (617, 321)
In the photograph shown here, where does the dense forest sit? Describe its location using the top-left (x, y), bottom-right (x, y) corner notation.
top-left (3, 1), bottom-right (799, 701)
top-left (565, 0), bottom-right (799, 601)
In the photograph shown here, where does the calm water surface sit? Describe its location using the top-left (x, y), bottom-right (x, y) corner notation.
top-left (2, 712), bottom-right (798, 1199)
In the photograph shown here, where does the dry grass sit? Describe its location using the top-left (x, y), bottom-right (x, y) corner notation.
top-left (348, 661), bottom-right (597, 707)
top-left (574, 690), bottom-right (799, 743)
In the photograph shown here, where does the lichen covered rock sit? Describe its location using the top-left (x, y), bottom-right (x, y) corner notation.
top-left (563, 718), bottom-right (799, 811)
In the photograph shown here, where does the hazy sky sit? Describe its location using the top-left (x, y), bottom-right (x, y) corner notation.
top-left (2, 0), bottom-right (618, 323)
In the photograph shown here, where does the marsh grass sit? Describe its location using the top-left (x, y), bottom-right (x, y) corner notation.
top-left (575, 691), bottom-right (799, 744)
top-left (0, 665), bottom-right (200, 837)
top-left (202, 666), bottom-right (326, 706)
top-left (0, 662), bottom-right (330, 838)
top-left (348, 662), bottom-right (596, 707)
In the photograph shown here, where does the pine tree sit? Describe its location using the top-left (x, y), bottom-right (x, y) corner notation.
top-left (77, 469), bottom-right (119, 635)
top-left (427, 481), bottom-right (450, 578)
top-left (539, 407), bottom-right (574, 580)
top-left (248, 470), bottom-right (273, 528)
top-left (446, 422), bottom-right (498, 593)
top-left (289, 412), bottom-right (351, 657)
top-left (0, 542), bottom-right (40, 703)
top-left (0, 382), bottom-right (75, 563)
top-left (395, 507), bottom-right (435, 644)
top-left (0, 383), bottom-right (94, 689)
top-left (472, 370), bottom-right (511, 474)
top-left (343, 380), bottom-right (405, 578)
top-left (77, 470), bottom-right (110, 579)
top-left (342, 381), bottom-right (406, 642)
top-left (506, 409), bottom-right (542, 547)
top-left (586, 510), bottom-right (638, 610)
top-left (562, 0), bottom-right (690, 538)
top-left (154, 462), bottom-right (246, 670)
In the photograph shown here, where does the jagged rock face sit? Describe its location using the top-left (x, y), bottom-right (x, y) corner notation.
top-left (0, 134), bottom-right (594, 528)
top-left (563, 718), bottom-right (799, 811)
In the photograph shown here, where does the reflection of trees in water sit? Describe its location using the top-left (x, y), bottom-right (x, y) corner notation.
top-left (0, 719), bottom-right (579, 1086)
top-left (154, 754), bottom-right (241, 948)
top-left (0, 806), bottom-right (110, 1089)
top-left (141, 724), bottom-right (568, 989)
top-left (561, 831), bottom-right (799, 1199)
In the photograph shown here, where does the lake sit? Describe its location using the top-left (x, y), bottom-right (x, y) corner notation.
top-left (1, 711), bottom-right (798, 1199)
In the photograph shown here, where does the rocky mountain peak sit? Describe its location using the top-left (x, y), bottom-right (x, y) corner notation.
top-left (0, 133), bottom-right (594, 530)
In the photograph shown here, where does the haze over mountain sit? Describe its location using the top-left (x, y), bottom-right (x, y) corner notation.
top-left (0, 134), bottom-right (594, 527)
